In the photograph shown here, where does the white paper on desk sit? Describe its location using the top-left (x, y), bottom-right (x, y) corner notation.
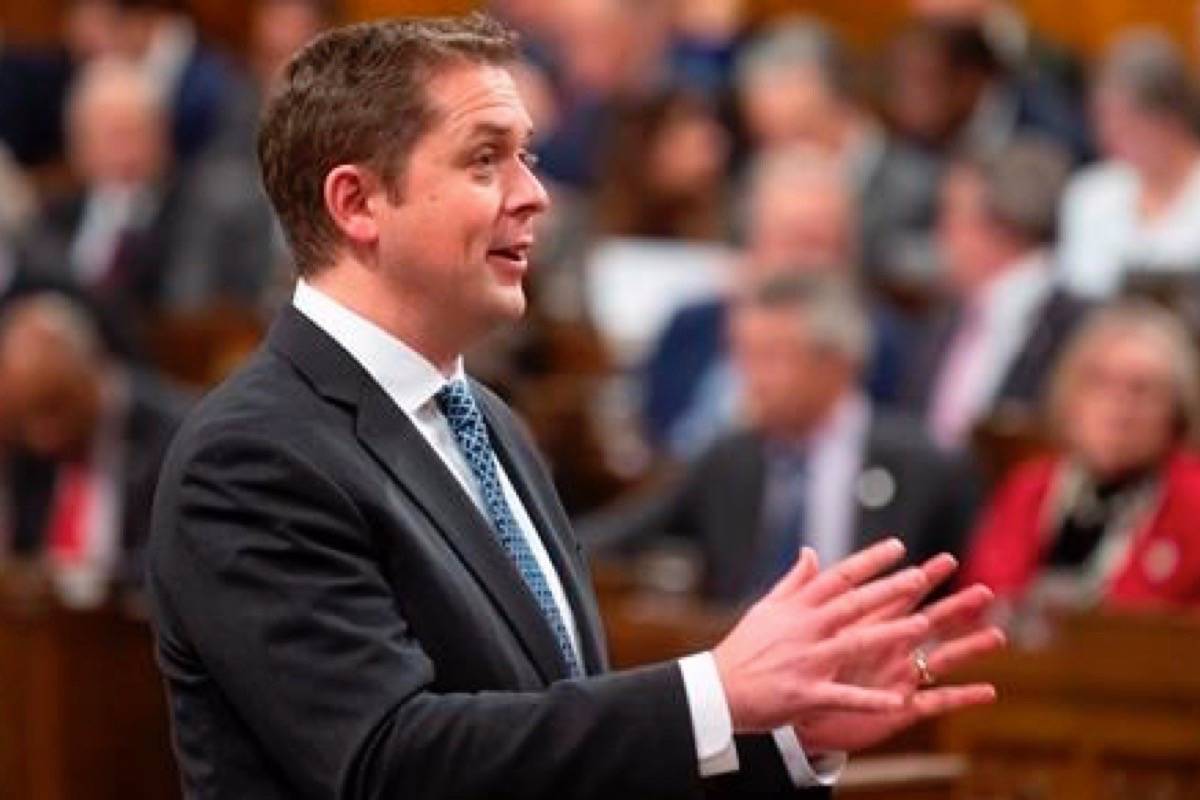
top-left (585, 237), bottom-right (734, 368)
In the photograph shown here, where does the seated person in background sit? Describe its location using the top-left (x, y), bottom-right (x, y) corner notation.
top-left (644, 147), bottom-right (914, 460)
top-left (962, 301), bottom-right (1200, 610)
top-left (880, 20), bottom-right (1089, 165)
top-left (112, 0), bottom-right (238, 163)
top-left (588, 275), bottom-right (976, 605)
top-left (901, 136), bottom-right (1088, 451)
top-left (19, 57), bottom-right (184, 326)
top-left (0, 293), bottom-right (188, 604)
top-left (907, 0), bottom-right (1085, 101)
top-left (733, 18), bottom-right (942, 290)
top-left (1058, 31), bottom-right (1200, 299)
top-left (0, 0), bottom-right (123, 169)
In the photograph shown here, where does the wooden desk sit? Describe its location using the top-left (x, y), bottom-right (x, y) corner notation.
top-left (0, 587), bottom-right (179, 799)
top-left (939, 610), bottom-right (1200, 800)
top-left (839, 754), bottom-right (965, 799)
top-left (595, 564), bottom-right (1200, 799)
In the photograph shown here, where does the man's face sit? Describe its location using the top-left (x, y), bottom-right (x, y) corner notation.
top-left (372, 63), bottom-right (550, 338)
top-left (730, 306), bottom-right (850, 438)
top-left (748, 172), bottom-right (853, 276)
top-left (71, 89), bottom-right (166, 187)
top-left (740, 66), bottom-right (839, 151)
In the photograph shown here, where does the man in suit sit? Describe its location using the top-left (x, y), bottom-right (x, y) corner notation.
top-left (643, 147), bottom-right (915, 461)
top-left (18, 57), bottom-right (187, 327)
top-left (148, 16), bottom-right (1003, 799)
top-left (587, 275), bottom-right (978, 605)
top-left (901, 137), bottom-right (1090, 450)
top-left (0, 292), bottom-right (187, 600)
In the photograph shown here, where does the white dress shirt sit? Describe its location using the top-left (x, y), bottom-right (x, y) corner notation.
top-left (803, 394), bottom-right (871, 568)
top-left (292, 281), bottom-right (840, 787)
top-left (928, 251), bottom-right (1055, 449)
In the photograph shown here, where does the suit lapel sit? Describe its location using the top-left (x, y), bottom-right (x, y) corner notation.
top-left (269, 308), bottom-right (570, 684)
top-left (726, 436), bottom-right (769, 598)
top-left (477, 392), bottom-right (608, 675)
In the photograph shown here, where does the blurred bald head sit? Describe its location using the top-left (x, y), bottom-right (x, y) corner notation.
top-left (66, 56), bottom-right (169, 187)
top-left (0, 294), bottom-right (110, 460)
top-left (744, 145), bottom-right (856, 277)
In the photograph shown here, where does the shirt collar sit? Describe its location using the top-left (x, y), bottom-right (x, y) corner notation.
top-left (766, 392), bottom-right (870, 459)
top-left (292, 279), bottom-right (464, 415)
top-left (808, 392), bottom-right (870, 454)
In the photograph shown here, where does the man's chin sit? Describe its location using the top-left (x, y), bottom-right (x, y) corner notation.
top-left (485, 285), bottom-right (528, 324)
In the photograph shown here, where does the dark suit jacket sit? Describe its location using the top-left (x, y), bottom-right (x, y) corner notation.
top-left (582, 411), bottom-right (978, 605)
top-left (858, 138), bottom-right (942, 289)
top-left (7, 371), bottom-right (188, 588)
top-left (18, 180), bottom-right (192, 324)
top-left (0, 46), bottom-right (73, 167)
top-left (147, 307), bottom-right (823, 799)
top-left (900, 287), bottom-right (1090, 417)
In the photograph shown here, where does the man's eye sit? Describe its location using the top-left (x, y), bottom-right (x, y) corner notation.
top-left (475, 149), bottom-right (499, 168)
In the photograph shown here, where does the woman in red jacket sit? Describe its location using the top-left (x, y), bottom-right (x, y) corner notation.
top-left (962, 300), bottom-right (1200, 610)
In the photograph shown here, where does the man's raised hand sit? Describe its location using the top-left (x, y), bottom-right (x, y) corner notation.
top-left (712, 539), bottom-right (936, 732)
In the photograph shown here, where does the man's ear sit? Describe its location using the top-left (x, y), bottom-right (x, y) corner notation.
top-left (323, 164), bottom-right (383, 246)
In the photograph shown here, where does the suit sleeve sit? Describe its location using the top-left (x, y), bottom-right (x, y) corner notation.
top-left (150, 432), bottom-right (822, 799)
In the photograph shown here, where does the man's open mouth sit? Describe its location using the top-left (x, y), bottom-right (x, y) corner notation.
top-left (488, 245), bottom-right (529, 264)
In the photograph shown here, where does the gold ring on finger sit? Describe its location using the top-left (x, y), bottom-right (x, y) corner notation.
top-left (913, 649), bottom-right (936, 687)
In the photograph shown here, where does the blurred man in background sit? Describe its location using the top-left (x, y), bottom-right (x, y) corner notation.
top-left (733, 19), bottom-right (941, 289)
top-left (882, 20), bottom-right (1089, 165)
top-left (901, 137), bottom-right (1088, 451)
top-left (643, 147), bottom-right (912, 460)
top-left (0, 0), bottom-right (124, 169)
top-left (19, 58), bottom-right (183, 329)
top-left (533, 0), bottom-right (674, 188)
top-left (589, 275), bottom-right (975, 605)
top-left (0, 292), bottom-right (187, 602)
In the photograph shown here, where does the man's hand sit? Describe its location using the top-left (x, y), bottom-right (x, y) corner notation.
top-left (712, 539), bottom-right (936, 733)
top-left (792, 554), bottom-right (1005, 753)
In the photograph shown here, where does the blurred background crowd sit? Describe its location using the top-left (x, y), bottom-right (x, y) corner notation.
top-left (2, 0), bottom-right (1200, 626)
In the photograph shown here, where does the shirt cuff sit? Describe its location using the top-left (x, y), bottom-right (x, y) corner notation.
top-left (772, 726), bottom-right (847, 787)
top-left (677, 652), bottom-right (739, 777)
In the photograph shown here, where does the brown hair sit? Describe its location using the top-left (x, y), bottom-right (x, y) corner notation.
top-left (596, 86), bottom-right (728, 240)
top-left (257, 13), bottom-right (518, 276)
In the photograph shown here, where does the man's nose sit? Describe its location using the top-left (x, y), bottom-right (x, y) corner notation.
top-left (508, 158), bottom-right (551, 218)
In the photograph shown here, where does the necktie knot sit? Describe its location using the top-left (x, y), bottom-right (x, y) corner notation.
top-left (435, 379), bottom-right (480, 427)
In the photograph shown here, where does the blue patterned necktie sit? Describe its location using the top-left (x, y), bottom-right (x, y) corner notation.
top-left (435, 379), bottom-right (583, 679)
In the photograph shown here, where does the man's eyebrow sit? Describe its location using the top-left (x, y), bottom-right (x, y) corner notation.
top-left (465, 121), bottom-right (535, 143)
